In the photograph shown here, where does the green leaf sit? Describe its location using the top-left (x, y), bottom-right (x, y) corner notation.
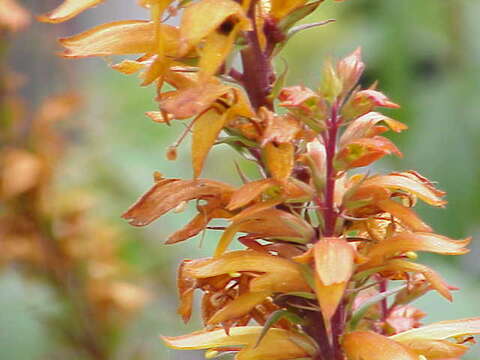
top-left (349, 284), bottom-right (408, 330)
top-left (276, 292), bottom-right (317, 301)
top-left (255, 309), bottom-right (305, 347)
top-left (269, 59), bottom-right (289, 101)
top-left (208, 352), bottom-right (236, 360)
top-left (298, 263), bottom-right (316, 290)
top-left (216, 135), bottom-right (258, 148)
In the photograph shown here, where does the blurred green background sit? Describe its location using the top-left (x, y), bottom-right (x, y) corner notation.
top-left (2, 0), bottom-right (479, 359)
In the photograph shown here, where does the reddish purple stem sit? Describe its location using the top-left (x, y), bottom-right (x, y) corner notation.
top-left (322, 102), bottom-right (340, 237)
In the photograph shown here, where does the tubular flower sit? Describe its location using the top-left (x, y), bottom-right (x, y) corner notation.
top-left (42, 1), bottom-right (478, 360)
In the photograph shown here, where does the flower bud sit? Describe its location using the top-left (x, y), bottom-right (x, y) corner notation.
top-left (337, 47), bottom-right (365, 96)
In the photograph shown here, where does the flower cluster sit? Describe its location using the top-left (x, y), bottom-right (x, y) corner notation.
top-left (41, 1), bottom-right (479, 359)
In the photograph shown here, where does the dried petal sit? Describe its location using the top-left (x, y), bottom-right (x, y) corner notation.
top-left (177, 260), bottom-right (197, 323)
top-left (122, 178), bottom-right (234, 226)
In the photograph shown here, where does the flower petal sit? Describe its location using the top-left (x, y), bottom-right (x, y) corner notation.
top-left (59, 20), bottom-right (179, 58)
top-left (391, 318), bottom-right (480, 342)
top-left (270, 0), bottom-right (309, 19)
top-left (313, 238), bottom-right (355, 319)
top-left (179, 0), bottom-right (249, 55)
top-left (264, 142), bottom-right (295, 182)
top-left (207, 291), bottom-right (272, 324)
top-left (192, 108), bottom-right (230, 178)
top-left (315, 277), bottom-right (347, 320)
top-left (160, 81), bottom-right (231, 119)
top-left (314, 238), bottom-right (355, 285)
top-left (363, 173), bottom-right (446, 207)
top-left (227, 179), bottom-right (278, 210)
top-left (365, 232), bottom-right (470, 266)
top-left (342, 331), bottom-right (418, 360)
top-left (162, 326), bottom-right (315, 360)
top-left (382, 260), bottom-right (452, 301)
top-left (122, 178), bottom-right (234, 226)
top-left (177, 260), bottom-right (197, 323)
top-left (38, 0), bottom-right (104, 23)
top-left (197, 16), bottom-right (244, 79)
top-left (400, 339), bottom-right (468, 359)
top-left (340, 112), bottom-right (407, 147)
top-left (335, 136), bottom-right (402, 170)
top-left (215, 208), bottom-right (314, 255)
top-left (185, 250), bottom-right (310, 293)
top-left (377, 199), bottom-right (432, 232)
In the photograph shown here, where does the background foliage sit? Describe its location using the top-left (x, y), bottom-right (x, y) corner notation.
top-left (2, 0), bottom-right (479, 359)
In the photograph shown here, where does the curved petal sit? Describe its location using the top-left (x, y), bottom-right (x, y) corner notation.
top-left (364, 173), bottom-right (446, 207)
top-left (342, 331), bottom-right (417, 360)
top-left (227, 179), bottom-right (278, 210)
top-left (207, 291), bottom-right (272, 324)
top-left (391, 318), bottom-right (480, 342)
top-left (38, 0), bottom-right (104, 23)
top-left (400, 339), bottom-right (468, 359)
top-left (185, 250), bottom-right (310, 293)
top-left (335, 136), bottom-right (402, 170)
top-left (159, 82), bottom-right (231, 119)
top-left (365, 232), bottom-right (470, 266)
top-left (340, 112), bottom-right (407, 147)
top-left (122, 178), bottom-right (234, 226)
top-left (59, 21), bottom-right (179, 58)
top-left (215, 208), bottom-right (314, 256)
top-left (162, 326), bottom-right (316, 360)
top-left (382, 260), bottom-right (452, 301)
top-left (377, 199), bottom-right (432, 232)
